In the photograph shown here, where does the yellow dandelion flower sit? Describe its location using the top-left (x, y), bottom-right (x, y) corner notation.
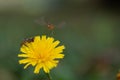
top-left (18, 35), bottom-right (65, 74)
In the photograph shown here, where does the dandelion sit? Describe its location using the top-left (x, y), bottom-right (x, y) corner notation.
top-left (18, 35), bottom-right (65, 74)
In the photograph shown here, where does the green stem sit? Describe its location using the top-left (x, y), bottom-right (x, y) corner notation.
top-left (46, 73), bottom-right (52, 80)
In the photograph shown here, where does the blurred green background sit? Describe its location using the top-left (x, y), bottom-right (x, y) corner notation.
top-left (0, 0), bottom-right (120, 80)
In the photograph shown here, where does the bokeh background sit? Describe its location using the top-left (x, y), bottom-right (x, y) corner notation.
top-left (0, 0), bottom-right (120, 80)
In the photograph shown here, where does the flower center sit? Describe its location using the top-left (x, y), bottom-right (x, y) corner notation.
top-left (37, 54), bottom-right (49, 63)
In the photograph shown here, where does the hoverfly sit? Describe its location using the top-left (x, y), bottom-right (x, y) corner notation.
top-left (35, 17), bottom-right (66, 31)
top-left (21, 37), bottom-right (34, 46)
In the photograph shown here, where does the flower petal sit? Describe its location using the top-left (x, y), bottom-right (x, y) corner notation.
top-left (51, 40), bottom-right (60, 48)
top-left (18, 54), bottom-right (28, 57)
top-left (34, 63), bottom-right (42, 74)
top-left (43, 64), bottom-right (50, 73)
top-left (54, 45), bottom-right (65, 53)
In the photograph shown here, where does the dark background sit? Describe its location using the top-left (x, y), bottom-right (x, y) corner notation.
top-left (0, 0), bottom-right (120, 80)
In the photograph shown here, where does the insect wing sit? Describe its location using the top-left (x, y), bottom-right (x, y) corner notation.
top-left (56, 21), bottom-right (66, 29)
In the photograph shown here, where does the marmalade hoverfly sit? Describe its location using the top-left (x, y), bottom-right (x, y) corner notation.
top-left (35, 17), bottom-right (66, 31)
